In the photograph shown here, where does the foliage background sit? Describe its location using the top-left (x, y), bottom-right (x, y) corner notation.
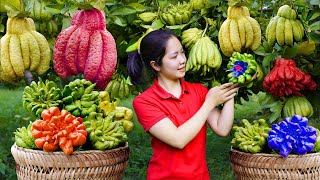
top-left (0, 0), bottom-right (320, 179)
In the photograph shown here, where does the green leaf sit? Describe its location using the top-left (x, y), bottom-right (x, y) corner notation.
top-left (234, 91), bottom-right (282, 124)
top-left (309, 12), bottom-right (320, 21)
top-left (151, 19), bottom-right (164, 29)
top-left (111, 16), bottom-right (127, 26)
top-left (253, 46), bottom-right (267, 56)
top-left (262, 53), bottom-right (277, 67)
top-left (309, 21), bottom-right (320, 31)
top-left (128, 3), bottom-right (145, 12)
top-left (110, 6), bottom-right (137, 16)
top-left (90, 1), bottom-right (106, 11)
top-left (268, 101), bottom-right (283, 123)
top-left (282, 45), bottom-right (298, 59)
top-left (45, 4), bottom-right (65, 15)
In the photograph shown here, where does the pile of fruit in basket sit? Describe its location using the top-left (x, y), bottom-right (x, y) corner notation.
top-left (14, 78), bottom-right (134, 155)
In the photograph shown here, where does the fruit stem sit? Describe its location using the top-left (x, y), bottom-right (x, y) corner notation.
top-left (202, 19), bottom-right (208, 37)
top-left (24, 70), bottom-right (33, 86)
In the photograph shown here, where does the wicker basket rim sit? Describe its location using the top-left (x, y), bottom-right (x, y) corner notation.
top-left (230, 146), bottom-right (320, 158)
top-left (12, 142), bottom-right (129, 155)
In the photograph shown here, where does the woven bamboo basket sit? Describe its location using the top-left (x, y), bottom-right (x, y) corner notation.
top-left (230, 148), bottom-right (320, 180)
top-left (11, 142), bottom-right (130, 180)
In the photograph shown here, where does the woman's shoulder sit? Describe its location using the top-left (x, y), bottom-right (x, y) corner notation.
top-left (132, 87), bottom-right (156, 105)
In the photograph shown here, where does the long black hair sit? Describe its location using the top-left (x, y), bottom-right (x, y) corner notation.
top-left (127, 29), bottom-right (177, 85)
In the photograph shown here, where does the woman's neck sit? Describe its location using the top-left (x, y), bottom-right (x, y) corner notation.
top-left (157, 77), bottom-right (181, 98)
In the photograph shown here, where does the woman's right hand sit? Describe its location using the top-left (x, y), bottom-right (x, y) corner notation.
top-left (205, 82), bottom-right (239, 108)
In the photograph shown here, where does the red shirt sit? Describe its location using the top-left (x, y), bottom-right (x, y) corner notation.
top-left (133, 78), bottom-right (210, 180)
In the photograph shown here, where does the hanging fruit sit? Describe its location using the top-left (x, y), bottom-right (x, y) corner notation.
top-left (265, 5), bottom-right (304, 47)
top-left (218, 5), bottom-right (261, 57)
top-left (181, 28), bottom-right (203, 50)
top-left (263, 58), bottom-right (316, 97)
top-left (282, 95), bottom-right (314, 118)
top-left (0, 17), bottom-right (51, 83)
top-left (53, 8), bottom-right (117, 90)
top-left (160, 2), bottom-right (193, 25)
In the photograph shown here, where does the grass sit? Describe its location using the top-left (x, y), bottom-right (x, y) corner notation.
top-left (0, 85), bottom-right (235, 180)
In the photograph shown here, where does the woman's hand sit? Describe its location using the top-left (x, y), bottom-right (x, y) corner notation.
top-left (205, 83), bottom-right (239, 108)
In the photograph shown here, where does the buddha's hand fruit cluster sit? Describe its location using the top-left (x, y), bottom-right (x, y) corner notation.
top-left (22, 79), bottom-right (62, 118)
top-left (0, 17), bottom-right (50, 83)
top-left (263, 58), bottom-right (316, 97)
top-left (227, 52), bottom-right (258, 88)
top-left (266, 5), bottom-right (304, 47)
top-left (31, 107), bottom-right (87, 155)
top-left (268, 115), bottom-right (317, 158)
top-left (161, 2), bottom-right (192, 25)
top-left (231, 119), bottom-right (270, 153)
top-left (186, 36), bottom-right (222, 76)
top-left (53, 8), bottom-right (117, 90)
top-left (62, 79), bottom-right (99, 118)
top-left (219, 6), bottom-right (261, 56)
top-left (84, 112), bottom-right (128, 150)
top-left (282, 95), bottom-right (314, 118)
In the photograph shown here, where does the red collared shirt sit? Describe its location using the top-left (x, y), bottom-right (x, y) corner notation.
top-left (133, 78), bottom-right (210, 180)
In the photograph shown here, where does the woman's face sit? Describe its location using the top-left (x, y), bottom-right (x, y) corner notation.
top-left (156, 37), bottom-right (187, 80)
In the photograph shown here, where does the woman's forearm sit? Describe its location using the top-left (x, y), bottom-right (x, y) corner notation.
top-left (149, 100), bottom-right (216, 149)
top-left (207, 98), bottom-right (235, 137)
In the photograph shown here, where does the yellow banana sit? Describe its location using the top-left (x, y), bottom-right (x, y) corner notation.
top-left (212, 44), bottom-right (222, 69)
top-left (296, 20), bottom-right (304, 40)
top-left (290, 19), bottom-right (302, 42)
top-left (229, 19), bottom-right (242, 52)
top-left (266, 16), bottom-right (279, 46)
top-left (236, 17), bottom-right (246, 47)
top-left (30, 31), bottom-right (51, 75)
top-left (284, 18), bottom-right (293, 46)
top-left (201, 38), bottom-right (208, 65)
top-left (9, 34), bottom-right (25, 77)
top-left (206, 39), bottom-right (215, 68)
top-left (246, 16), bottom-right (261, 50)
top-left (276, 17), bottom-right (286, 47)
top-left (219, 19), bottom-right (233, 57)
top-left (19, 33), bottom-right (31, 70)
top-left (1, 34), bottom-right (18, 81)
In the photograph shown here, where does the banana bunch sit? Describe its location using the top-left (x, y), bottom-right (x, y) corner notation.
top-left (14, 122), bottom-right (37, 149)
top-left (98, 90), bottom-right (120, 116)
top-left (0, 17), bottom-right (51, 83)
top-left (297, 40), bottom-right (316, 55)
top-left (114, 107), bottom-right (134, 133)
top-left (186, 36), bottom-right (222, 76)
top-left (138, 12), bottom-right (158, 23)
top-left (22, 78), bottom-right (62, 118)
top-left (105, 73), bottom-right (131, 100)
top-left (84, 112), bottom-right (128, 150)
top-left (219, 6), bottom-right (261, 57)
top-left (181, 28), bottom-right (203, 50)
top-left (62, 79), bottom-right (99, 117)
top-left (28, 0), bottom-right (52, 22)
top-left (231, 119), bottom-right (271, 153)
top-left (98, 91), bottom-right (134, 133)
top-left (282, 95), bottom-right (313, 118)
top-left (266, 5), bottom-right (304, 47)
top-left (35, 20), bottom-right (59, 36)
top-left (190, 0), bottom-right (207, 10)
top-left (161, 2), bottom-right (192, 25)
top-left (226, 52), bottom-right (258, 88)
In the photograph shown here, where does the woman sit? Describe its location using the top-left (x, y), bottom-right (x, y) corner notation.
top-left (127, 29), bottom-right (239, 180)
